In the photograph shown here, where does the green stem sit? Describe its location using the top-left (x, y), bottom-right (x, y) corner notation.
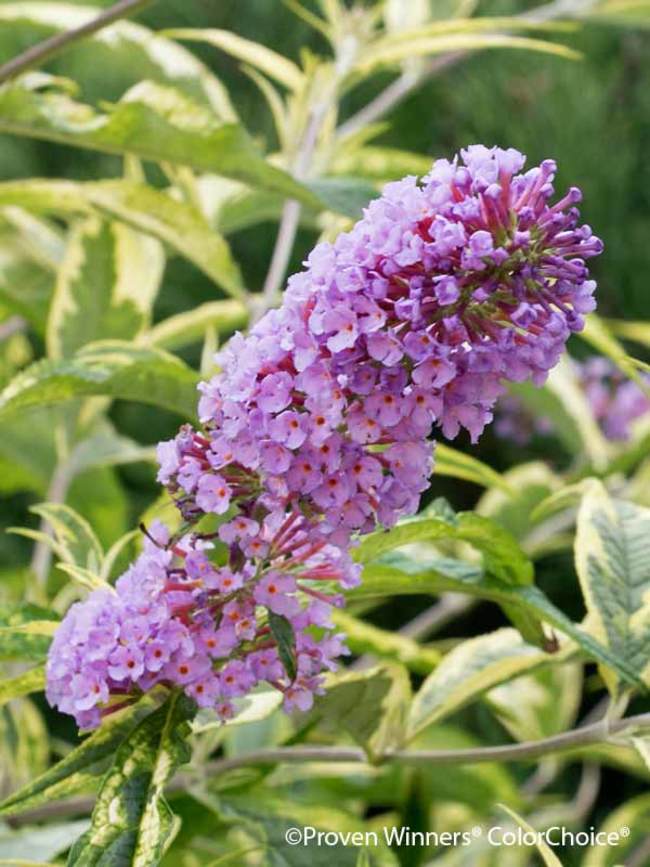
top-left (196, 712), bottom-right (650, 774)
top-left (10, 713), bottom-right (649, 827)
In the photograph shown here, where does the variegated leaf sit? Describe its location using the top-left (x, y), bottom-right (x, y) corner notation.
top-left (407, 628), bottom-right (554, 739)
top-left (582, 792), bottom-right (650, 867)
top-left (0, 604), bottom-right (58, 662)
top-left (487, 662), bottom-right (582, 742)
top-left (0, 2), bottom-right (236, 116)
top-left (0, 79), bottom-right (318, 207)
top-left (0, 698), bottom-right (48, 793)
top-left (311, 664), bottom-right (411, 761)
top-left (575, 481), bottom-right (650, 692)
top-left (0, 665), bottom-right (46, 708)
top-left (67, 691), bottom-right (194, 867)
top-left (0, 340), bottom-right (200, 422)
top-left (0, 687), bottom-right (168, 817)
top-left (47, 216), bottom-right (164, 359)
top-left (498, 805), bottom-right (562, 867)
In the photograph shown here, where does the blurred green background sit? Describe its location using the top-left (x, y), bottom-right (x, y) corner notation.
top-left (3, 0), bottom-right (649, 319)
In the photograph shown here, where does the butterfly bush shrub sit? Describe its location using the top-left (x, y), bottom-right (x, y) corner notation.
top-left (46, 146), bottom-right (602, 728)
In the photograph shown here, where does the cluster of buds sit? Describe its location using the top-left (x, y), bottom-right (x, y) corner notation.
top-left (47, 146), bottom-right (602, 728)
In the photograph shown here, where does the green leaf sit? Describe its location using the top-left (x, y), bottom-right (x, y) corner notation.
top-left (0, 665), bottom-right (45, 708)
top-left (331, 609), bottom-right (440, 674)
top-left (383, 11), bottom-right (564, 35)
top-left (356, 850), bottom-right (371, 867)
top-left (0, 415), bottom-right (146, 504)
top-left (498, 805), bottom-right (562, 867)
top-left (69, 464), bottom-right (129, 555)
top-left (347, 553), bottom-right (642, 687)
top-left (84, 182), bottom-right (243, 298)
top-left (0, 687), bottom-right (169, 818)
top-left (0, 2), bottom-right (236, 116)
top-left (0, 604), bottom-right (58, 662)
top-left (11, 498), bottom-right (120, 590)
top-left (477, 462), bottom-right (562, 544)
top-left (197, 173), bottom-right (368, 233)
top-left (68, 691), bottom-right (194, 867)
top-left (407, 628), bottom-right (552, 739)
top-left (193, 790), bottom-right (397, 867)
top-left (163, 29), bottom-right (304, 92)
top-left (47, 216), bottom-right (164, 358)
top-left (0, 820), bottom-right (91, 863)
top-left (307, 177), bottom-right (378, 219)
top-left (355, 513), bottom-right (533, 586)
top-left (144, 300), bottom-right (248, 351)
top-left (29, 502), bottom-right (103, 571)
top-left (633, 735), bottom-right (650, 772)
top-left (192, 690), bottom-right (283, 733)
top-left (410, 723), bottom-right (521, 812)
top-left (509, 355), bottom-right (610, 467)
top-left (586, 0), bottom-right (650, 30)
top-left (574, 481), bottom-right (650, 692)
top-left (0, 221), bottom-right (55, 333)
top-left (582, 792), bottom-right (650, 867)
top-left (0, 179), bottom-right (244, 296)
top-left (0, 860), bottom-right (63, 867)
top-left (206, 184), bottom-right (290, 235)
top-left (0, 602), bottom-right (56, 626)
top-left (383, 0), bottom-right (479, 29)
top-left (65, 426), bottom-right (155, 477)
top-left (0, 78), bottom-right (319, 208)
top-left (331, 146), bottom-right (433, 182)
top-left (530, 478), bottom-right (600, 525)
top-left (0, 178), bottom-right (88, 213)
top-left (1, 204), bottom-right (64, 269)
top-left (434, 443), bottom-right (513, 494)
top-left (487, 662), bottom-right (582, 742)
top-left (312, 664), bottom-right (411, 761)
top-left (56, 563), bottom-right (108, 592)
top-left (0, 697), bottom-right (49, 796)
top-left (242, 66), bottom-right (289, 149)
top-left (100, 530), bottom-right (139, 583)
top-left (0, 340), bottom-right (200, 421)
top-left (267, 610), bottom-right (297, 682)
top-left (580, 313), bottom-right (650, 396)
top-left (0, 409), bottom-right (59, 495)
top-left (356, 29), bottom-right (580, 76)
top-left (606, 316), bottom-right (650, 349)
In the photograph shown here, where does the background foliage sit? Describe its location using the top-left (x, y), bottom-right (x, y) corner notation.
top-left (1, 1), bottom-right (650, 865)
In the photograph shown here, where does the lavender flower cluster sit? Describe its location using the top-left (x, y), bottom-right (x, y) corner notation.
top-left (496, 356), bottom-right (649, 445)
top-left (46, 146), bottom-right (602, 728)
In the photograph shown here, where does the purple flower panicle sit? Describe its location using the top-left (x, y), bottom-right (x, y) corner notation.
top-left (46, 520), bottom-right (350, 727)
top-left (47, 146), bottom-right (602, 727)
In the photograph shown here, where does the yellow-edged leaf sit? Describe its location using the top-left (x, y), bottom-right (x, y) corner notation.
top-left (575, 481), bottom-right (650, 692)
top-left (407, 628), bottom-right (551, 739)
top-left (163, 28), bottom-right (304, 91)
